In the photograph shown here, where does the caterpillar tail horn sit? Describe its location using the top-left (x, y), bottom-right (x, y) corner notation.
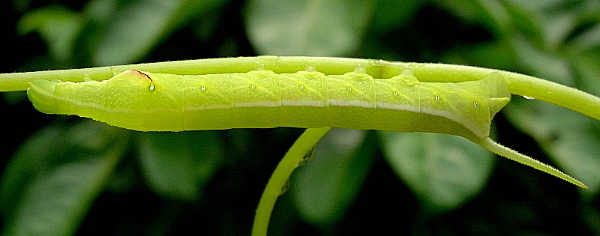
top-left (476, 137), bottom-right (587, 189)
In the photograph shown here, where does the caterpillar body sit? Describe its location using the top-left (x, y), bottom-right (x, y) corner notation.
top-left (27, 69), bottom-right (510, 142)
top-left (25, 61), bottom-right (589, 189)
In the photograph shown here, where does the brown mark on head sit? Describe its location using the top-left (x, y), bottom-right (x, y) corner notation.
top-left (126, 70), bottom-right (153, 81)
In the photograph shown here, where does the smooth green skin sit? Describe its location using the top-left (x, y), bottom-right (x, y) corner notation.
top-left (27, 69), bottom-right (509, 140)
top-left (1, 56), bottom-right (599, 235)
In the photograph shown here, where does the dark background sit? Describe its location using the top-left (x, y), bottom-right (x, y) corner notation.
top-left (0, 0), bottom-right (599, 235)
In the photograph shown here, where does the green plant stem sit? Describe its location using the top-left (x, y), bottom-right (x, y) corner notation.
top-left (0, 56), bottom-right (378, 91)
top-left (1, 56), bottom-right (598, 121)
top-left (252, 127), bottom-right (331, 236)
top-left (406, 63), bottom-right (600, 121)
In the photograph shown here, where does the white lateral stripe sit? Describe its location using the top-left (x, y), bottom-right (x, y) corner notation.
top-left (58, 95), bottom-right (481, 137)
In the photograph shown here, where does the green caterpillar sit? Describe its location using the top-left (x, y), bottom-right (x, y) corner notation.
top-left (28, 69), bottom-right (509, 140)
top-left (24, 58), bottom-right (588, 189)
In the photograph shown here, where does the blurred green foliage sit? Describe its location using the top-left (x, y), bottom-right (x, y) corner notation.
top-left (0, 0), bottom-right (599, 235)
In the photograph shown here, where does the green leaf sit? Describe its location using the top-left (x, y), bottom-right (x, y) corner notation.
top-left (291, 129), bottom-right (376, 226)
top-left (379, 132), bottom-right (494, 213)
top-left (541, 8), bottom-right (578, 48)
top-left (441, 41), bottom-right (517, 70)
top-left (500, 0), bottom-right (545, 42)
top-left (245, 0), bottom-right (374, 56)
top-left (435, 0), bottom-right (508, 37)
top-left (567, 23), bottom-right (600, 51)
top-left (0, 121), bottom-right (127, 236)
top-left (570, 41), bottom-right (600, 96)
top-left (547, 126), bottom-right (600, 198)
top-left (137, 131), bottom-right (224, 201)
top-left (369, 0), bottom-right (421, 32)
top-left (92, 0), bottom-right (229, 65)
top-left (0, 125), bottom-right (63, 217)
top-left (17, 6), bottom-right (83, 62)
top-left (510, 37), bottom-right (573, 84)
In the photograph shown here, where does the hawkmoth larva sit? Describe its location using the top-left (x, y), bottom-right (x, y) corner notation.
top-left (27, 69), bottom-right (509, 140)
top-left (26, 66), bottom-right (588, 188)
